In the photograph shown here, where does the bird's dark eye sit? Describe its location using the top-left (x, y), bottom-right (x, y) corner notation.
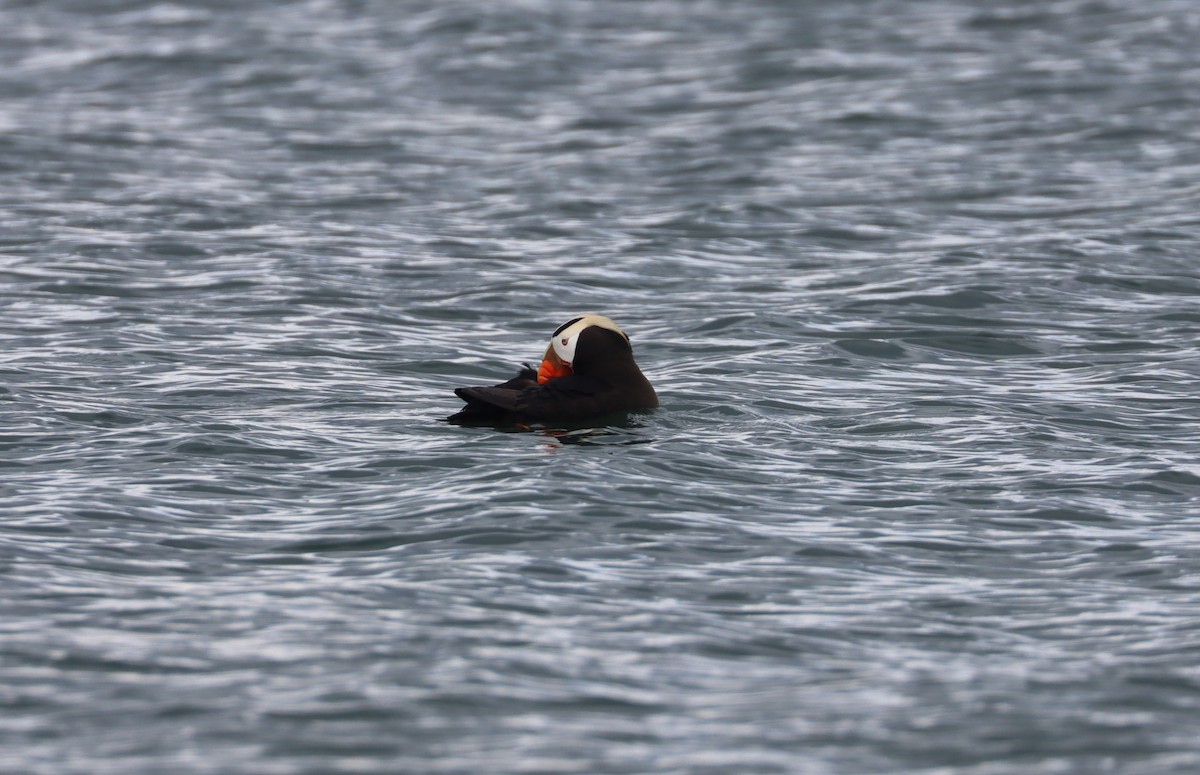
top-left (552, 317), bottom-right (583, 337)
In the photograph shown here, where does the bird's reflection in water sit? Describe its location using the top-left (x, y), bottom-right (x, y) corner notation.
top-left (469, 411), bottom-right (656, 449)
top-left (538, 426), bottom-right (655, 447)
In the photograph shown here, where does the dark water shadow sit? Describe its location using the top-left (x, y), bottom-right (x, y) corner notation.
top-left (444, 409), bottom-right (657, 446)
top-left (542, 426), bottom-right (656, 447)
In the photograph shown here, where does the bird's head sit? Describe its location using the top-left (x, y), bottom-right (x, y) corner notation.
top-left (536, 314), bottom-right (632, 384)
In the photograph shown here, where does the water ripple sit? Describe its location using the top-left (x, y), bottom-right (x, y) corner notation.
top-left (5, 0), bottom-right (1200, 773)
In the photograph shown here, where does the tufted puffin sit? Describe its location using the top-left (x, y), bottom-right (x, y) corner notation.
top-left (446, 314), bottom-right (658, 425)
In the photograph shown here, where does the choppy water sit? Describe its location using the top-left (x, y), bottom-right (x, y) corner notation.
top-left (4, 1), bottom-right (1200, 773)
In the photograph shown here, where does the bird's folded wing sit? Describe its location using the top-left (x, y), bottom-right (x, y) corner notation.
top-left (454, 385), bottom-right (523, 411)
top-left (512, 375), bottom-right (611, 419)
top-left (450, 374), bottom-right (613, 423)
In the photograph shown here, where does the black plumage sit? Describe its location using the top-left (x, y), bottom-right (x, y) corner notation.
top-left (447, 321), bottom-right (658, 425)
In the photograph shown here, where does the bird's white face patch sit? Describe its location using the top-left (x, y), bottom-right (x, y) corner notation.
top-left (549, 313), bottom-right (626, 365)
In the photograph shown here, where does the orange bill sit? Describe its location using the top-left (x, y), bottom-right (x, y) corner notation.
top-left (537, 346), bottom-right (573, 384)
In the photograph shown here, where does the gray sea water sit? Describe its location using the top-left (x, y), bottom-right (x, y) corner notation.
top-left (4, 1), bottom-right (1200, 773)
